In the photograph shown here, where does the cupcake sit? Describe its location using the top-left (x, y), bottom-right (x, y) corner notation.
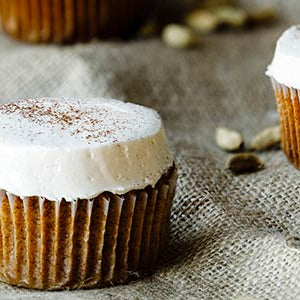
top-left (0, 98), bottom-right (177, 290)
top-left (266, 25), bottom-right (300, 168)
top-left (0, 0), bottom-right (152, 43)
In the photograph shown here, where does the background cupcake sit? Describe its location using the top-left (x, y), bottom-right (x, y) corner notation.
top-left (0, 0), bottom-right (152, 43)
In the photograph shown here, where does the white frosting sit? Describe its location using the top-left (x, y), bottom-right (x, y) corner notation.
top-left (267, 25), bottom-right (300, 89)
top-left (0, 98), bottom-right (173, 201)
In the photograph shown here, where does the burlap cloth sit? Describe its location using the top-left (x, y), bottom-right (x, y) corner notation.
top-left (0, 0), bottom-right (299, 299)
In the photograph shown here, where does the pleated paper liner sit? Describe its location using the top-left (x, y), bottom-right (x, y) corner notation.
top-left (0, 166), bottom-right (177, 290)
top-left (0, 0), bottom-right (151, 43)
top-left (271, 78), bottom-right (300, 169)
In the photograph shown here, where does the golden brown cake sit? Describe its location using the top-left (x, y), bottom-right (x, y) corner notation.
top-left (0, 98), bottom-right (177, 289)
top-left (0, 0), bottom-right (152, 43)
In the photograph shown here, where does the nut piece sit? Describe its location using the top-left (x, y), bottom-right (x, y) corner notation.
top-left (185, 10), bottom-right (219, 33)
top-left (226, 153), bottom-right (264, 174)
top-left (248, 7), bottom-right (277, 24)
top-left (202, 0), bottom-right (233, 8)
top-left (214, 6), bottom-right (248, 27)
top-left (286, 236), bottom-right (300, 251)
top-left (215, 127), bottom-right (243, 152)
top-left (138, 20), bottom-right (158, 38)
top-left (162, 24), bottom-right (198, 49)
top-left (250, 125), bottom-right (281, 151)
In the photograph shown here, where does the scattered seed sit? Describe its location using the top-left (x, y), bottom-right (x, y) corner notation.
top-left (286, 236), bottom-right (300, 250)
top-left (250, 125), bottom-right (281, 151)
top-left (214, 6), bottom-right (248, 28)
top-left (215, 127), bottom-right (243, 152)
top-left (185, 10), bottom-right (219, 33)
top-left (203, 0), bottom-right (234, 8)
top-left (248, 7), bottom-right (277, 24)
top-left (226, 153), bottom-right (264, 174)
top-left (138, 20), bottom-right (158, 38)
top-left (162, 24), bottom-right (198, 49)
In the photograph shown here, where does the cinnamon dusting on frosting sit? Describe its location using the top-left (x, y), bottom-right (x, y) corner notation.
top-left (0, 98), bottom-right (153, 145)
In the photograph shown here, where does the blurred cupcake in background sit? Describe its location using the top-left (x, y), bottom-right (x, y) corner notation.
top-left (0, 0), bottom-right (152, 43)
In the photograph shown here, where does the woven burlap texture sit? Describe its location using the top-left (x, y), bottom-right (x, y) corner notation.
top-left (0, 1), bottom-right (299, 299)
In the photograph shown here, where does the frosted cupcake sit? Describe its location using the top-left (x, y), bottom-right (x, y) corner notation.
top-left (266, 26), bottom-right (300, 168)
top-left (0, 98), bottom-right (177, 290)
